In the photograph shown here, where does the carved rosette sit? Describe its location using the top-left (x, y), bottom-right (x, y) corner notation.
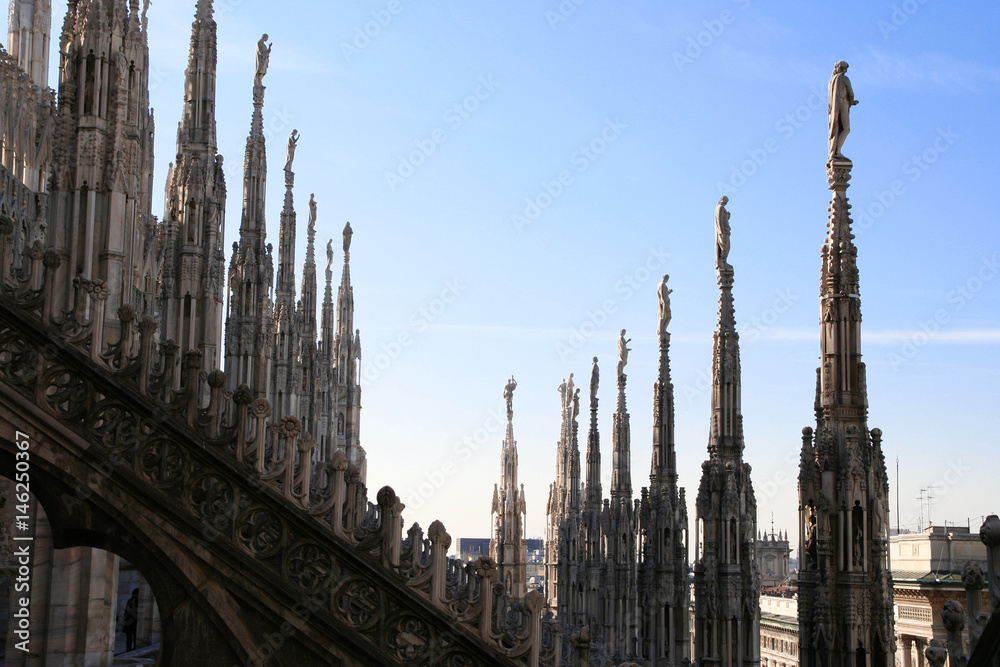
top-left (41, 367), bottom-right (91, 421)
top-left (335, 578), bottom-right (382, 629)
top-left (89, 402), bottom-right (142, 452)
top-left (440, 652), bottom-right (477, 667)
top-left (285, 542), bottom-right (333, 591)
top-left (0, 330), bottom-right (40, 390)
top-left (237, 507), bottom-right (284, 558)
top-left (190, 475), bottom-right (236, 530)
top-left (138, 438), bottom-right (187, 487)
top-left (386, 615), bottom-right (431, 662)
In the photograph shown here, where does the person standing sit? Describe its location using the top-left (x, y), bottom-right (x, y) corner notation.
top-left (122, 588), bottom-right (139, 652)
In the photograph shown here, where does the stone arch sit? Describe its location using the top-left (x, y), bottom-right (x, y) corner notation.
top-left (0, 437), bottom-right (245, 666)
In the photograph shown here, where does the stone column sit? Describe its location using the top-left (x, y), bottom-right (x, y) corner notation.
top-left (901, 636), bottom-right (912, 667)
top-left (915, 638), bottom-right (926, 667)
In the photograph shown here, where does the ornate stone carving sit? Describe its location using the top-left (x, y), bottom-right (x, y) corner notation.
top-left (138, 438), bottom-right (187, 487)
top-left (828, 61), bottom-right (858, 160)
top-left (286, 542), bottom-right (333, 591)
top-left (237, 508), bottom-right (284, 558)
top-left (336, 579), bottom-right (382, 628)
top-left (386, 615), bottom-right (431, 662)
top-left (41, 367), bottom-right (90, 421)
top-left (90, 402), bottom-right (143, 452)
top-left (190, 475), bottom-right (236, 526)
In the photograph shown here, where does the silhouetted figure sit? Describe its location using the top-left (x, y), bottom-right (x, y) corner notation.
top-left (123, 588), bottom-right (139, 652)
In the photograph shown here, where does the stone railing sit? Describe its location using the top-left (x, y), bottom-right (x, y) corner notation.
top-left (0, 216), bottom-right (561, 665)
top-left (924, 515), bottom-right (1000, 667)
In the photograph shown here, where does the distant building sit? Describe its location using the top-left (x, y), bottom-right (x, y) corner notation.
top-left (760, 595), bottom-right (800, 667)
top-left (454, 537), bottom-right (491, 562)
top-left (891, 526), bottom-right (989, 667)
top-left (757, 525), bottom-right (992, 667)
top-left (758, 528), bottom-right (793, 591)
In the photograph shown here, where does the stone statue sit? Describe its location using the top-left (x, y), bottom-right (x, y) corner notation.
top-left (617, 329), bottom-right (631, 383)
top-left (343, 222), bottom-right (353, 253)
top-left (308, 194), bottom-right (317, 230)
top-left (285, 130), bottom-right (299, 173)
top-left (828, 61), bottom-right (858, 160)
top-left (255, 34), bottom-right (272, 87)
top-left (715, 196), bottom-right (731, 268)
top-left (503, 376), bottom-right (517, 418)
top-left (590, 357), bottom-right (599, 405)
top-left (657, 274), bottom-right (673, 335)
top-left (325, 240), bottom-right (333, 272)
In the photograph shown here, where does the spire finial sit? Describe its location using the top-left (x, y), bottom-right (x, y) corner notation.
top-left (343, 221), bottom-right (353, 254)
top-left (616, 328), bottom-right (631, 403)
top-left (503, 375), bottom-right (517, 421)
top-left (658, 274), bottom-right (673, 337)
top-left (254, 33), bottom-right (271, 89)
top-left (284, 129), bottom-right (299, 178)
top-left (589, 356), bottom-right (599, 410)
top-left (828, 60), bottom-right (858, 161)
top-left (715, 196), bottom-right (731, 272)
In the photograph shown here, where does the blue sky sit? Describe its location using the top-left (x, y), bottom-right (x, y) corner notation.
top-left (39, 1), bottom-right (1000, 553)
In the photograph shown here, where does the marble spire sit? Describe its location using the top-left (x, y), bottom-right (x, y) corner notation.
top-left (694, 197), bottom-right (760, 667)
top-left (798, 63), bottom-right (894, 667)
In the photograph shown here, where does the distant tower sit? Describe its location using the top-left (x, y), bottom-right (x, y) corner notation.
top-left (604, 329), bottom-right (639, 659)
top-left (546, 372), bottom-right (583, 625)
top-left (694, 198), bottom-right (759, 667)
top-left (491, 377), bottom-right (528, 602)
top-left (269, 130), bottom-right (300, 420)
top-left (331, 221), bottom-right (364, 475)
top-left (295, 194), bottom-right (320, 437)
top-left (224, 36), bottom-right (274, 397)
top-left (47, 0), bottom-right (157, 329)
top-left (757, 527), bottom-right (792, 590)
top-left (639, 275), bottom-right (691, 665)
top-left (3, 0), bottom-right (55, 274)
top-left (7, 0), bottom-right (51, 88)
top-left (797, 63), bottom-right (895, 667)
top-left (159, 0), bottom-right (226, 378)
top-left (581, 357), bottom-right (604, 634)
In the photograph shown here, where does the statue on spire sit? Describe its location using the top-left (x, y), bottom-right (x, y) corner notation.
top-left (828, 60), bottom-right (859, 160)
top-left (285, 130), bottom-right (299, 174)
top-left (308, 194), bottom-right (317, 231)
top-left (325, 240), bottom-right (333, 272)
top-left (254, 34), bottom-right (272, 87)
top-left (658, 274), bottom-right (673, 336)
top-left (503, 376), bottom-right (518, 420)
top-left (617, 329), bottom-right (632, 385)
top-left (590, 356), bottom-right (599, 406)
top-left (343, 222), bottom-right (353, 253)
top-left (715, 196), bottom-right (731, 270)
